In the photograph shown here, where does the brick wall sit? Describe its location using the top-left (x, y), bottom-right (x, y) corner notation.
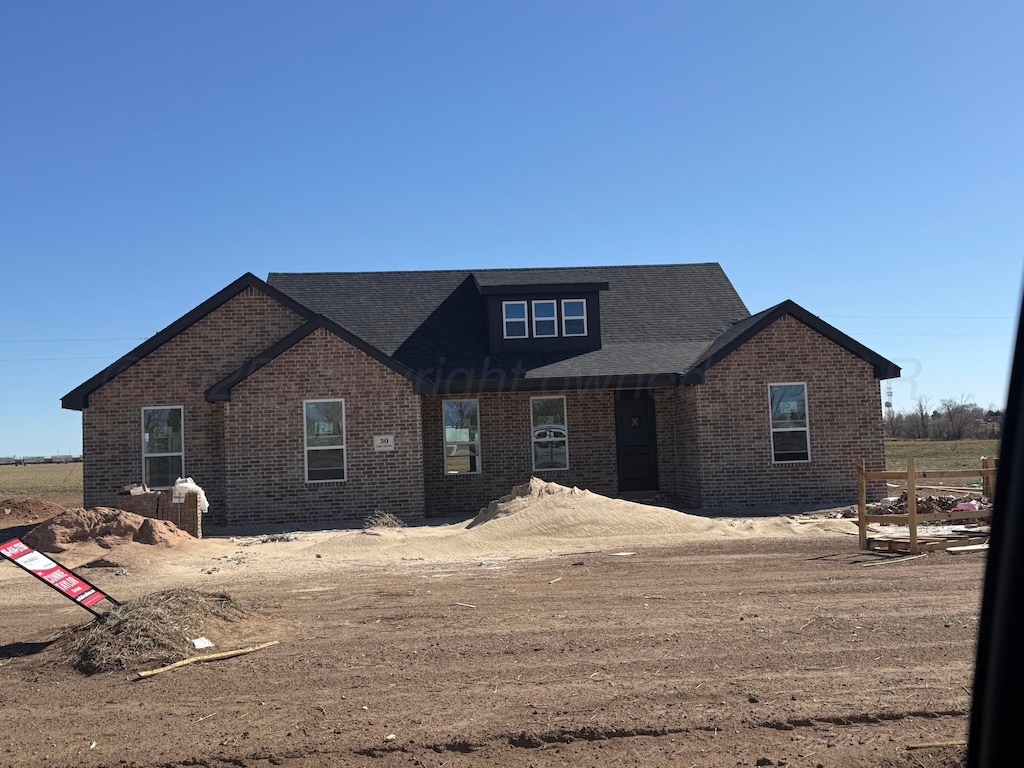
top-left (422, 389), bottom-right (618, 517)
top-left (222, 328), bottom-right (424, 527)
top-left (693, 315), bottom-right (887, 507)
top-left (81, 287), bottom-right (305, 520)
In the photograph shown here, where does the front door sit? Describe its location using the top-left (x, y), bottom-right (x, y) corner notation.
top-left (615, 390), bottom-right (659, 492)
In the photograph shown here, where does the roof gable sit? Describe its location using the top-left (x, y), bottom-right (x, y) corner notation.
top-left (681, 299), bottom-right (901, 384)
top-left (205, 317), bottom-right (427, 402)
top-left (61, 273), bottom-right (318, 410)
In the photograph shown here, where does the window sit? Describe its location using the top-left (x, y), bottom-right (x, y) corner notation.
top-left (304, 400), bottom-right (346, 482)
top-left (769, 384), bottom-right (810, 462)
top-left (142, 406), bottom-right (183, 488)
top-left (502, 301), bottom-right (528, 339)
top-left (443, 399), bottom-right (480, 473)
top-left (531, 396), bottom-right (568, 471)
top-left (562, 299), bottom-right (587, 336)
top-left (532, 300), bottom-right (557, 338)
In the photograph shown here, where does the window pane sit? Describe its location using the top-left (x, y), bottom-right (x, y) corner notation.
top-left (505, 320), bottom-right (527, 338)
top-left (306, 401), bottom-right (345, 447)
top-left (535, 319), bottom-right (556, 337)
top-left (533, 439), bottom-right (568, 470)
top-left (143, 408), bottom-right (182, 454)
top-left (772, 430), bottom-right (809, 462)
top-left (563, 300), bottom-right (585, 318)
top-left (564, 318), bottom-right (585, 336)
top-left (534, 301), bottom-right (555, 318)
top-left (445, 443), bottom-right (479, 474)
top-left (770, 385), bottom-right (807, 429)
top-left (443, 399), bottom-right (479, 432)
top-left (307, 448), bottom-right (346, 481)
top-left (532, 397), bottom-right (565, 428)
top-left (504, 302), bottom-right (526, 319)
top-left (145, 455), bottom-right (183, 488)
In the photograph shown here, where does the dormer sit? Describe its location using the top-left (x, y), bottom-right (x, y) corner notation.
top-left (473, 274), bottom-right (608, 354)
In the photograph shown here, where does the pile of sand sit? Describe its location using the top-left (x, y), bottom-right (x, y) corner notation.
top-left (303, 479), bottom-right (854, 564)
top-left (24, 507), bottom-right (195, 553)
top-left (0, 497), bottom-right (66, 526)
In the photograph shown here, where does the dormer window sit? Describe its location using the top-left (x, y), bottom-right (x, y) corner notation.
top-left (532, 300), bottom-right (557, 338)
top-left (502, 301), bottom-right (528, 339)
top-left (562, 299), bottom-right (587, 336)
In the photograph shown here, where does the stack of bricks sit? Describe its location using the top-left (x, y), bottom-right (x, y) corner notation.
top-left (116, 490), bottom-right (202, 538)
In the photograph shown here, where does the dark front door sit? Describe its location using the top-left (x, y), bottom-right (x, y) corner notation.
top-left (615, 390), bottom-right (659, 492)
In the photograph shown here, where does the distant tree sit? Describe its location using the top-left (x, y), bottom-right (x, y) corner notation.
top-left (938, 394), bottom-right (982, 441)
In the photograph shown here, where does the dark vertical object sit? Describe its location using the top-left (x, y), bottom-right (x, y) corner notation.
top-left (969, 285), bottom-right (1024, 767)
top-left (615, 390), bottom-right (659, 492)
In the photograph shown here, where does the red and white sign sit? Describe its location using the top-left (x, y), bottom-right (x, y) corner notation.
top-left (1, 537), bottom-right (116, 613)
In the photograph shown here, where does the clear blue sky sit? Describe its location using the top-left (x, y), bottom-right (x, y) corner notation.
top-left (2, 1), bottom-right (1021, 456)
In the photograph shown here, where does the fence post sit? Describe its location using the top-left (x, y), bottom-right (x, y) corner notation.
top-left (907, 457), bottom-right (918, 555)
top-left (857, 458), bottom-right (867, 550)
top-left (982, 456), bottom-right (993, 499)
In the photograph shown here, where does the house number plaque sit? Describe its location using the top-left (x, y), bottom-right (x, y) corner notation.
top-left (373, 435), bottom-right (395, 452)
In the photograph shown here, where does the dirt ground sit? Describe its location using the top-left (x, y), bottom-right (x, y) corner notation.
top-left (0, 484), bottom-right (981, 768)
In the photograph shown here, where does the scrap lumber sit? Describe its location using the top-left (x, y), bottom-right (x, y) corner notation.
top-left (136, 640), bottom-right (280, 679)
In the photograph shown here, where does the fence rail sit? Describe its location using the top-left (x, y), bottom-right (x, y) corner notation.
top-left (856, 456), bottom-right (998, 555)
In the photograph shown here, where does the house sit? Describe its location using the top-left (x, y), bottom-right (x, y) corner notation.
top-left (61, 263), bottom-right (898, 527)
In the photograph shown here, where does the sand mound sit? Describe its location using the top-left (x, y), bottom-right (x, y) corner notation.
top-left (51, 588), bottom-right (251, 674)
top-left (468, 477), bottom-right (588, 528)
top-left (0, 497), bottom-right (66, 526)
top-left (24, 507), bottom-right (194, 553)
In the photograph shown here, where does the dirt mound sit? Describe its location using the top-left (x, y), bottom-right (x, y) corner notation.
top-left (0, 496), bottom-right (66, 526)
top-left (23, 507), bottom-right (194, 553)
top-left (50, 588), bottom-right (252, 674)
top-left (468, 477), bottom-right (588, 528)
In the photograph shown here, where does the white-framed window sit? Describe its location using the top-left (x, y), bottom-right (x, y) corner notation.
top-left (502, 301), bottom-right (528, 339)
top-left (304, 399), bottom-right (347, 482)
top-left (532, 300), bottom-right (557, 338)
top-left (142, 406), bottom-right (184, 489)
top-left (562, 299), bottom-right (587, 336)
top-left (443, 399), bottom-right (480, 474)
top-left (769, 383), bottom-right (810, 463)
top-left (531, 396), bottom-right (569, 471)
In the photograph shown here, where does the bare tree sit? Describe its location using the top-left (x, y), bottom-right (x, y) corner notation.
top-left (938, 393), bottom-right (981, 441)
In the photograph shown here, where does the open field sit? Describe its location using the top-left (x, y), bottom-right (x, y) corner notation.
top-left (884, 439), bottom-right (999, 473)
top-left (0, 462), bottom-right (82, 507)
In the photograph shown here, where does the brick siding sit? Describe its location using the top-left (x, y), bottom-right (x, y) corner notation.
top-left (82, 287), bottom-right (305, 520)
top-left (690, 314), bottom-right (886, 507)
top-left (222, 327), bottom-right (424, 527)
top-left (422, 389), bottom-right (618, 516)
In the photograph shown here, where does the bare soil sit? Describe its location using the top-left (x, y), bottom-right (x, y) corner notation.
top-left (0, 483), bottom-right (979, 768)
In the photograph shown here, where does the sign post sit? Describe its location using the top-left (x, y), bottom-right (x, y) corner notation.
top-left (0, 537), bottom-right (119, 617)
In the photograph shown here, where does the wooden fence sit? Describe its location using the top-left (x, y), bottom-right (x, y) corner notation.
top-left (856, 456), bottom-right (998, 555)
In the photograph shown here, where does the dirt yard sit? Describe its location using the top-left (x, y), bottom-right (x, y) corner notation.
top-left (0, 482), bottom-right (980, 768)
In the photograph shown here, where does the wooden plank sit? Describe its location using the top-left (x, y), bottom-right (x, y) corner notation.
top-left (947, 543), bottom-right (989, 554)
top-left (915, 509), bottom-right (992, 522)
top-left (862, 554), bottom-right (928, 567)
top-left (865, 468), bottom-right (996, 481)
top-left (857, 458), bottom-right (867, 550)
top-left (908, 458), bottom-right (918, 555)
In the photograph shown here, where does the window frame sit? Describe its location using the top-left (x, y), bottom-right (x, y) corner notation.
top-left (502, 300), bottom-right (529, 339)
top-left (442, 398), bottom-right (482, 475)
top-left (141, 405), bottom-right (184, 489)
top-left (768, 383), bottom-right (811, 463)
top-left (531, 299), bottom-right (558, 338)
top-left (561, 298), bottom-right (588, 337)
top-left (303, 398), bottom-right (347, 483)
top-left (531, 395), bottom-right (569, 472)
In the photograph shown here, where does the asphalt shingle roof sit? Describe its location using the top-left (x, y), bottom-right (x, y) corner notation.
top-left (267, 263), bottom-right (751, 383)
